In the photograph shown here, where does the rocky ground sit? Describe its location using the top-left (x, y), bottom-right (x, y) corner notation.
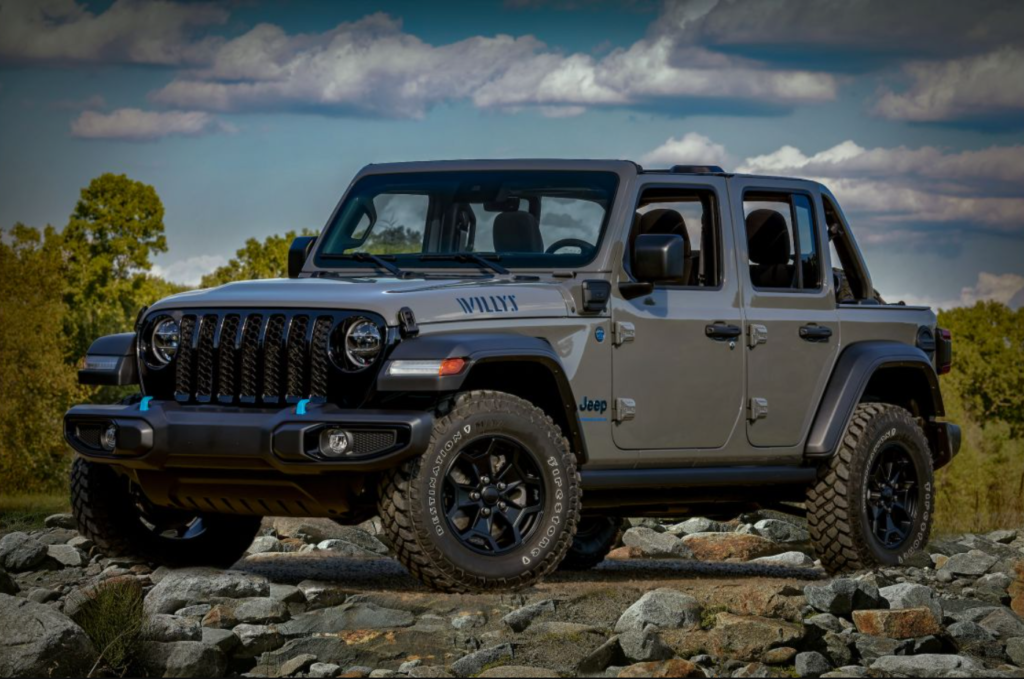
top-left (1, 510), bottom-right (1023, 678)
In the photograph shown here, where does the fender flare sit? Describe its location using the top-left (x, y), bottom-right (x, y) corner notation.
top-left (79, 332), bottom-right (138, 386)
top-left (377, 332), bottom-right (586, 462)
top-left (805, 341), bottom-right (943, 458)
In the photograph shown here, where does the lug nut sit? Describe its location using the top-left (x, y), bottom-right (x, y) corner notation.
top-left (470, 492), bottom-right (480, 501)
top-left (497, 482), bottom-right (506, 491)
top-left (498, 502), bottom-right (507, 511)
top-left (481, 476), bottom-right (491, 485)
top-left (481, 508), bottom-right (491, 517)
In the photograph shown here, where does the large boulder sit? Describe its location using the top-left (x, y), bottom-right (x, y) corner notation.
top-left (0, 532), bottom-right (47, 572)
top-left (138, 640), bottom-right (227, 678)
top-left (621, 528), bottom-right (693, 559)
top-left (144, 568), bottom-right (269, 614)
top-left (681, 533), bottom-right (785, 561)
top-left (0, 593), bottom-right (96, 677)
top-left (615, 589), bottom-right (701, 634)
top-left (878, 583), bottom-right (942, 621)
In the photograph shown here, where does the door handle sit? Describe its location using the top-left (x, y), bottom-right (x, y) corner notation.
top-left (705, 323), bottom-right (742, 341)
top-left (800, 325), bottom-right (833, 342)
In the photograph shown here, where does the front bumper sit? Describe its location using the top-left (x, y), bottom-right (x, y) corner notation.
top-left (64, 400), bottom-right (433, 474)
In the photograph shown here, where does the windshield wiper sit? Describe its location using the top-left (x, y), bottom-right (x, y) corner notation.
top-left (322, 252), bottom-right (415, 279)
top-left (418, 253), bottom-right (510, 276)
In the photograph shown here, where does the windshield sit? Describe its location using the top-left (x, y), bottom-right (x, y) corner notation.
top-left (314, 170), bottom-right (619, 271)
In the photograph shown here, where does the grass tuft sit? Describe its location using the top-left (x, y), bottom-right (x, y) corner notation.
top-left (0, 493), bottom-right (70, 533)
top-left (72, 578), bottom-right (147, 676)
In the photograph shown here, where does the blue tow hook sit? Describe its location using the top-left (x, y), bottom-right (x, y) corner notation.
top-left (139, 396), bottom-right (154, 412)
top-left (296, 399), bottom-right (312, 415)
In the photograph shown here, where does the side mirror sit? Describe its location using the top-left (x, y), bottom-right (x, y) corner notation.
top-left (288, 236), bottom-right (317, 279)
top-left (633, 233), bottom-right (685, 282)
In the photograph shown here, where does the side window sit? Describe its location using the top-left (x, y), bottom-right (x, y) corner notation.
top-left (743, 192), bottom-right (821, 291)
top-left (629, 187), bottom-right (721, 287)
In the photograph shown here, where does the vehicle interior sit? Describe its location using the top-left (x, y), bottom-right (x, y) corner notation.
top-left (627, 187), bottom-right (721, 287)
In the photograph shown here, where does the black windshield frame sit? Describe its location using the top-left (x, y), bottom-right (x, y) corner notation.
top-left (313, 170), bottom-right (620, 272)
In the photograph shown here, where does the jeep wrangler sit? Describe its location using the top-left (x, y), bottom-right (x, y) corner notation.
top-left (64, 160), bottom-right (959, 592)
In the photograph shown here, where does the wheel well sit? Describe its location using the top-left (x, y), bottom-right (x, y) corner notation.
top-left (861, 366), bottom-right (939, 421)
top-left (460, 360), bottom-right (584, 462)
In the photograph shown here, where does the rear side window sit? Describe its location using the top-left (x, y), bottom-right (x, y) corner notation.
top-left (743, 192), bottom-right (821, 291)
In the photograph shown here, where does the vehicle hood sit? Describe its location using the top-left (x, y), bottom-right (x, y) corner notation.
top-left (146, 276), bottom-right (573, 325)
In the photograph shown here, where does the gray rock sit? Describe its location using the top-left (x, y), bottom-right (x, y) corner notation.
top-left (0, 532), bottom-right (47, 572)
top-left (451, 644), bottom-right (513, 678)
top-left (976, 572), bottom-right (1013, 603)
top-left (911, 635), bottom-right (943, 655)
top-left (987, 529), bottom-right (1018, 544)
top-left (201, 627), bottom-right (239, 653)
top-left (144, 614), bottom-right (202, 642)
top-left (618, 625), bottom-right (673, 663)
top-left (248, 536), bottom-right (284, 554)
top-left (38, 528), bottom-right (78, 545)
top-left (145, 568), bottom-right (270, 615)
top-left (315, 539), bottom-right (380, 558)
top-left (1007, 637), bottom-right (1024, 667)
top-left (804, 613), bottom-right (844, 634)
top-left (621, 527), bottom-right (693, 559)
top-left (234, 597), bottom-right (290, 624)
top-left (869, 654), bottom-right (984, 677)
top-left (615, 588), bottom-right (701, 633)
top-left (501, 599), bottom-right (555, 632)
top-left (0, 568), bottom-right (17, 595)
top-left (0, 593), bottom-right (96, 677)
top-left (28, 587), bottom-right (59, 603)
top-left (947, 620), bottom-right (995, 644)
top-left (795, 651), bottom-right (831, 678)
top-left (273, 518), bottom-right (388, 553)
top-left (804, 579), bottom-right (885, 616)
top-left (309, 662), bottom-right (342, 678)
top-left (296, 580), bottom-right (348, 609)
top-left (279, 653), bottom-right (318, 676)
top-left (176, 604), bottom-right (213, 618)
top-left (452, 612), bottom-right (487, 630)
top-left (879, 582), bottom-right (942, 620)
top-left (977, 607), bottom-right (1024, 638)
top-left (733, 662), bottom-right (771, 678)
top-left (232, 623), bottom-right (285, 659)
top-left (750, 551), bottom-right (814, 568)
top-left (666, 517), bottom-right (732, 536)
top-left (139, 640), bottom-right (227, 678)
top-left (821, 667), bottom-right (868, 679)
top-left (278, 602), bottom-right (414, 636)
top-left (576, 636), bottom-right (625, 674)
top-left (44, 513), bottom-right (77, 529)
top-left (46, 544), bottom-right (83, 567)
top-left (270, 583), bottom-right (305, 604)
top-left (853, 634), bottom-right (909, 662)
top-left (399, 658), bottom-right (423, 672)
top-left (67, 535), bottom-right (93, 551)
top-left (754, 519), bottom-right (810, 544)
top-left (940, 549), bottom-right (998, 576)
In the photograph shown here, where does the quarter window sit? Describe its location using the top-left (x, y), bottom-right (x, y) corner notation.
top-left (743, 192), bottom-right (821, 291)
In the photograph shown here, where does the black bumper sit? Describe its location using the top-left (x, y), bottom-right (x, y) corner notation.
top-left (64, 400), bottom-right (433, 474)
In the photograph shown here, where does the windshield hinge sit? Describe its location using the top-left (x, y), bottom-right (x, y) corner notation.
top-left (398, 307), bottom-right (419, 338)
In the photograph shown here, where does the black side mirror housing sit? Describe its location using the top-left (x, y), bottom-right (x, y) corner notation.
top-left (288, 236), bottom-right (317, 279)
top-left (633, 233), bottom-right (685, 282)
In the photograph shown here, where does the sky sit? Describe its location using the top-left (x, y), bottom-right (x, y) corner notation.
top-left (0, 0), bottom-right (1022, 309)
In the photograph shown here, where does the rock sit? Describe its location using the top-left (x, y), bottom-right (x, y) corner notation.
top-left (272, 518), bottom-right (388, 553)
top-left (139, 640), bottom-right (227, 678)
top-left (616, 659), bottom-right (704, 677)
top-left (202, 603), bottom-right (238, 629)
top-left (615, 589), bottom-right (701, 634)
top-left (0, 568), bottom-right (17, 595)
top-left (248, 536), bottom-right (284, 554)
top-left (270, 583), bottom-right (305, 604)
top-left (869, 654), bottom-right (984, 677)
top-left (176, 604), bottom-right (212, 618)
top-left (476, 667), bottom-right (552, 678)
top-left (977, 606), bottom-right (1024, 638)
top-left (878, 583), bottom-right (942, 621)
top-left (450, 644), bottom-right (513, 678)
top-left (762, 647), bottom-right (797, 664)
top-left (1006, 637), bottom-right (1024, 666)
top-left (795, 651), bottom-right (831, 678)
top-left (940, 549), bottom-right (998, 576)
top-left (621, 527), bottom-right (693, 559)
top-left (144, 568), bottom-right (269, 614)
top-left (278, 602), bottom-right (414, 636)
top-left (681, 533), bottom-right (784, 561)
top-left (38, 528), bottom-right (78, 546)
top-left (753, 519), bottom-right (809, 544)
top-left (804, 579), bottom-right (885, 616)
top-left (235, 597), bottom-right (290, 624)
top-left (851, 607), bottom-right (941, 639)
top-left (749, 551), bottom-right (814, 568)
top-left (279, 653), bottom-right (318, 676)
top-left (297, 580), bottom-right (348, 609)
top-left (666, 517), bottom-right (733, 536)
top-left (976, 572), bottom-right (1013, 603)
top-left (732, 662), bottom-right (771, 678)
top-left (144, 614), bottom-right (202, 642)
top-left (707, 613), bottom-right (804, 662)
top-left (0, 594), bottom-right (96, 677)
top-left (201, 627), bottom-right (239, 653)
top-left (577, 636), bottom-right (625, 674)
top-left (310, 662), bottom-right (342, 678)
top-left (44, 513), bottom-right (77, 529)
top-left (0, 532), bottom-right (48, 572)
top-left (233, 623), bottom-right (286, 659)
top-left (502, 599), bottom-right (555, 632)
top-left (399, 659), bottom-right (423, 673)
top-left (606, 546), bottom-right (644, 560)
top-left (46, 544), bottom-right (83, 567)
top-left (28, 587), bottom-right (59, 603)
top-left (619, 625), bottom-right (674, 663)
top-left (853, 634), bottom-right (908, 662)
top-left (988, 529), bottom-right (1018, 544)
top-left (67, 535), bottom-right (93, 551)
top-left (452, 612), bottom-right (487, 630)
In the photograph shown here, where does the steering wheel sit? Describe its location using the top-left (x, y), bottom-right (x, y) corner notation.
top-left (545, 239), bottom-right (596, 256)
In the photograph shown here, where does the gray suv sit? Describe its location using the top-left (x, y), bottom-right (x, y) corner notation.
top-left (65, 160), bottom-right (959, 592)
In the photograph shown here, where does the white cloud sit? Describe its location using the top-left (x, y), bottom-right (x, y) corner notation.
top-left (639, 132), bottom-right (731, 168)
top-left (0, 0), bottom-right (228, 66)
top-left (71, 108), bottom-right (235, 141)
top-left (151, 254), bottom-right (228, 287)
top-left (900, 273), bottom-right (1024, 310)
top-left (874, 48), bottom-right (1024, 122)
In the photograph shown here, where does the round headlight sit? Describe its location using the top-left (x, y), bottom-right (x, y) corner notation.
top-left (344, 319), bottom-right (382, 368)
top-left (150, 318), bottom-right (180, 366)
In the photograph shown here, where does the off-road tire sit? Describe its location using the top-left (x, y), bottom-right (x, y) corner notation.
top-left (70, 457), bottom-right (262, 568)
top-left (378, 390), bottom-right (581, 593)
top-left (807, 403), bottom-right (934, 574)
top-left (558, 516), bottom-right (621, 571)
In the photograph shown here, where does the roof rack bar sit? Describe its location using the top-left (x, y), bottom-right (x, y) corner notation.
top-left (670, 165), bottom-right (725, 174)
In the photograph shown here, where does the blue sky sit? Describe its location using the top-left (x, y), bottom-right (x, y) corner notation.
top-left (1, 0), bottom-right (1022, 308)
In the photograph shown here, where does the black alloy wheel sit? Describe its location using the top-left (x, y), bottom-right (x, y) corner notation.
top-left (865, 443), bottom-right (919, 549)
top-left (442, 435), bottom-right (544, 555)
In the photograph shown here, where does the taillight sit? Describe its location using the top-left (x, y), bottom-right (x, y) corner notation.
top-left (936, 327), bottom-right (952, 375)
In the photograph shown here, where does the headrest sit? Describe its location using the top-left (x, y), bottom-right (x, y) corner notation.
top-left (639, 209), bottom-right (688, 243)
top-left (493, 211), bottom-right (543, 253)
top-left (746, 209), bottom-right (790, 266)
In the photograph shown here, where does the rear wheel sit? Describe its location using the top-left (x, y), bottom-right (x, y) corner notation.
top-left (71, 457), bottom-right (262, 568)
top-left (558, 517), bottom-right (621, 571)
top-left (807, 403), bottom-right (934, 574)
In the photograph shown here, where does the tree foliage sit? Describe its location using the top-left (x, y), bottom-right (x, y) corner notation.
top-left (200, 228), bottom-right (317, 288)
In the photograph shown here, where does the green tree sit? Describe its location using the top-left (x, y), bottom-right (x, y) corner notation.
top-left (200, 228), bottom-right (317, 288)
top-left (360, 224), bottom-right (422, 255)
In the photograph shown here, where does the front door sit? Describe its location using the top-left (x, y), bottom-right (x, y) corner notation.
top-left (611, 178), bottom-right (745, 451)
top-left (731, 179), bottom-right (840, 448)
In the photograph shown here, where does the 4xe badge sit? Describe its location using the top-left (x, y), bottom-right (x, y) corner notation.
top-left (578, 397), bottom-right (607, 415)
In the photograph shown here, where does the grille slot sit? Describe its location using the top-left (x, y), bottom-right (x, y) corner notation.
top-left (285, 315), bottom-right (310, 401)
top-left (310, 317), bottom-right (332, 399)
top-left (239, 314), bottom-right (263, 403)
top-left (216, 314), bottom-right (241, 403)
top-left (174, 315), bottom-right (197, 402)
top-left (195, 314), bottom-right (218, 402)
top-left (262, 315), bottom-right (286, 404)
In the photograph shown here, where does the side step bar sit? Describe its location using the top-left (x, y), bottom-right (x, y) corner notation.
top-left (580, 466), bottom-right (818, 491)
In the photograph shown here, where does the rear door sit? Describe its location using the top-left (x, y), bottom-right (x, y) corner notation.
top-left (730, 178), bottom-right (840, 448)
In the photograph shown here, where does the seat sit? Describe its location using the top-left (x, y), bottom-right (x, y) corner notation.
top-left (633, 208), bottom-right (694, 285)
top-left (745, 209), bottom-right (793, 289)
top-left (493, 211), bottom-right (543, 253)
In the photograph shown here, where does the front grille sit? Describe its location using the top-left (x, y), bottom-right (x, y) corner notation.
top-left (165, 311), bottom-right (346, 406)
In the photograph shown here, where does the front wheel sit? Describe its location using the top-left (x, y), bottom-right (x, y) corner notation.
top-left (807, 403), bottom-right (935, 574)
top-left (378, 390), bottom-right (581, 593)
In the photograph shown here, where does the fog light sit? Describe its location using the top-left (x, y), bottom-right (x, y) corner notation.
top-left (319, 428), bottom-right (352, 458)
top-left (101, 424), bottom-right (118, 452)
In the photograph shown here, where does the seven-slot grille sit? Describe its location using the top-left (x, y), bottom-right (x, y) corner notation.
top-left (170, 311), bottom-right (338, 405)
